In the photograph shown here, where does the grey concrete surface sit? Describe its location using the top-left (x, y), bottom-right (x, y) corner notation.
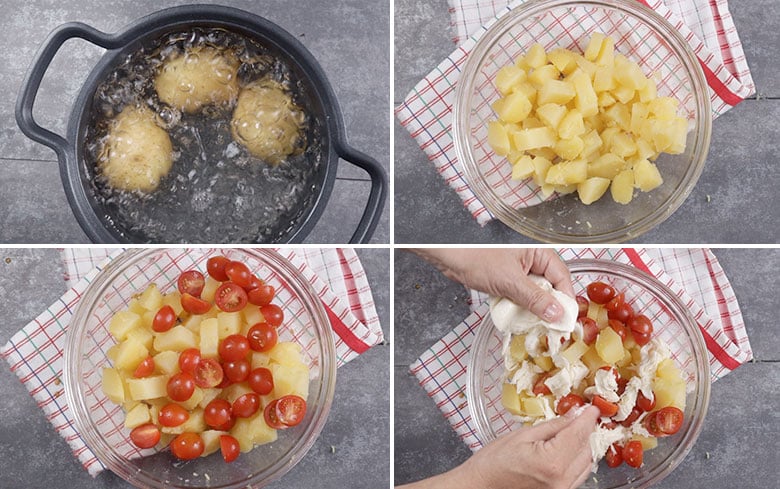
top-left (0, 0), bottom-right (389, 244)
top-left (394, 248), bottom-right (780, 487)
top-left (394, 0), bottom-right (780, 244)
top-left (0, 247), bottom-right (389, 489)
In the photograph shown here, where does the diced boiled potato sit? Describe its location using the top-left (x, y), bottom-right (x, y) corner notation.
top-left (509, 335), bottom-right (528, 363)
top-left (636, 138), bottom-right (657, 161)
top-left (580, 130), bottom-right (603, 158)
top-left (558, 109), bottom-right (585, 139)
top-left (654, 377), bottom-right (686, 410)
top-left (588, 153), bottom-right (625, 179)
top-left (648, 97), bottom-right (679, 119)
top-left (574, 54), bottom-right (597, 79)
top-left (177, 386), bottom-right (204, 411)
top-left (537, 80), bottom-right (576, 105)
top-left (528, 147), bottom-right (557, 161)
top-left (594, 35), bottom-right (614, 67)
top-left (199, 388), bottom-right (221, 409)
top-left (201, 276), bottom-right (221, 303)
top-left (250, 351), bottom-right (272, 369)
top-left (153, 350), bottom-right (180, 375)
top-left (610, 132), bottom-right (637, 158)
top-left (633, 159), bottom-right (663, 192)
top-left (247, 411), bottom-right (279, 446)
top-left (511, 155), bottom-right (535, 180)
top-left (595, 327), bottom-right (623, 363)
top-left (611, 85), bottom-right (635, 105)
top-left (577, 177), bottom-right (611, 205)
top-left (554, 137), bottom-right (584, 160)
top-left (269, 342), bottom-right (304, 366)
top-left (614, 58), bottom-right (647, 90)
top-left (124, 403), bottom-right (151, 429)
top-left (200, 430), bottom-right (228, 456)
top-left (162, 291), bottom-right (184, 317)
top-left (126, 326), bottom-right (154, 351)
top-left (488, 121), bottom-right (511, 156)
top-left (581, 346), bottom-right (608, 372)
top-left (114, 337), bottom-right (149, 372)
top-left (109, 311), bottom-right (142, 341)
top-left (521, 395), bottom-right (553, 417)
top-left (611, 169), bottom-right (635, 204)
top-left (545, 159), bottom-right (587, 185)
top-left (153, 325), bottom-right (198, 352)
top-left (561, 340), bottom-right (589, 364)
top-left (533, 354), bottom-right (554, 372)
top-left (106, 344), bottom-right (120, 362)
top-left (522, 117), bottom-right (545, 129)
top-left (536, 103), bottom-right (567, 130)
top-left (127, 298), bottom-right (146, 316)
top-left (182, 314), bottom-right (204, 334)
top-left (570, 70), bottom-right (598, 117)
top-left (495, 64), bottom-right (527, 95)
top-left (199, 318), bottom-right (219, 358)
top-left (584, 32), bottom-right (606, 62)
top-left (633, 434), bottom-right (658, 450)
top-left (217, 312), bottom-right (242, 339)
top-left (615, 347), bottom-right (633, 367)
top-left (593, 67), bottom-right (616, 93)
top-left (638, 77), bottom-right (658, 102)
top-left (162, 408), bottom-right (205, 435)
top-left (102, 368), bottom-right (126, 404)
top-left (528, 64), bottom-right (560, 88)
top-left (656, 358), bottom-right (682, 381)
top-left (604, 103), bottom-right (630, 132)
top-left (222, 383), bottom-right (254, 404)
top-left (493, 92), bottom-right (533, 123)
top-left (547, 48), bottom-right (577, 75)
top-left (554, 184), bottom-right (577, 195)
top-left (502, 382), bottom-right (523, 415)
top-left (127, 375), bottom-right (169, 401)
top-left (597, 91), bottom-right (617, 108)
top-left (271, 362), bottom-right (310, 399)
top-left (514, 82), bottom-right (538, 105)
top-left (138, 284), bottom-right (164, 312)
top-left (524, 43), bottom-right (547, 69)
top-left (512, 127), bottom-right (557, 151)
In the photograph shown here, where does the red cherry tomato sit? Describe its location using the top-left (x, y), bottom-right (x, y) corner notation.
top-left (633, 330), bottom-right (652, 346)
top-left (130, 423), bottom-right (161, 449)
top-left (592, 395), bottom-right (619, 417)
top-left (177, 270), bottom-right (205, 297)
top-left (600, 420), bottom-right (618, 430)
top-left (170, 432), bottom-right (204, 460)
top-left (621, 406), bottom-right (643, 427)
top-left (215, 282), bottom-right (248, 313)
top-left (627, 314), bottom-right (654, 336)
top-left (204, 399), bottom-right (233, 430)
top-left (617, 377), bottom-right (629, 395)
top-left (178, 348), bottom-right (201, 375)
top-left (605, 443), bottom-right (623, 468)
top-left (158, 403), bottom-right (190, 427)
top-left (220, 435), bottom-right (240, 463)
top-left (264, 400), bottom-right (286, 429)
top-left (194, 358), bottom-right (223, 388)
top-left (622, 440), bottom-right (643, 468)
top-left (225, 261), bottom-right (253, 289)
top-left (655, 406), bottom-right (684, 435)
top-left (580, 317), bottom-right (599, 345)
top-left (608, 302), bottom-right (634, 323)
top-left (232, 393), bottom-right (261, 418)
top-left (605, 292), bottom-right (624, 311)
top-left (556, 393), bottom-right (585, 415)
top-left (275, 395), bottom-right (307, 427)
top-left (152, 305), bottom-right (177, 333)
top-left (248, 285), bottom-right (275, 306)
top-left (246, 275), bottom-right (263, 292)
top-left (167, 372), bottom-right (195, 402)
top-left (532, 373), bottom-right (552, 396)
top-left (133, 356), bottom-right (155, 378)
top-left (586, 281), bottom-right (616, 305)
top-left (248, 367), bottom-right (274, 395)
top-left (575, 295), bottom-right (589, 318)
top-left (247, 322), bottom-right (278, 352)
top-left (643, 411), bottom-right (664, 436)
top-left (636, 391), bottom-right (656, 412)
top-left (207, 256), bottom-right (231, 282)
top-left (608, 319), bottom-right (628, 341)
top-left (260, 304), bottom-right (284, 328)
top-left (223, 360), bottom-right (250, 383)
top-left (181, 293), bottom-right (211, 314)
top-left (219, 334), bottom-right (250, 362)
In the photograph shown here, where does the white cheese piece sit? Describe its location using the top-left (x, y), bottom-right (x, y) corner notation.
top-left (510, 360), bottom-right (542, 396)
top-left (584, 368), bottom-right (620, 402)
top-left (637, 338), bottom-right (671, 399)
top-left (614, 376), bottom-right (641, 421)
top-left (589, 425), bottom-right (630, 470)
top-left (544, 361), bottom-right (589, 399)
top-left (489, 275), bottom-right (578, 335)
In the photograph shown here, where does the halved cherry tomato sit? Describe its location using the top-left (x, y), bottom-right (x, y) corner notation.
top-left (219, 334), bottom-right (250, 361)
top-left (575, 295), bottom-right (589, 318)
top-left (177, 270), bottom-right (205, 297)
top-left (158, 403), bottom-right (190, 427)
top-left (247, 322), bottom-right (278, 352)
top-left (617, 377), bottom-right (629, 395)
top-left (259, 304), bottom-right (284, 328)
top-left (207, 256), bottom-right (231, 282)
top-left (181, 293), bottom-right (211, 314)
top-left (220, 435), bottom-right (241, 463)
top-left (248, 285), bottom-right (275, 306)
top-left (170, 432), bottom-right (204, 460)
top-left (178, 348), bottom-right (201, 375)
top-left (636, 391), bottom-right (656, 412)
top-left (621, 406), bottom-right (643, 427)
top-left (215, 282), bottom-right (248, 312)
top-left (152, 305), bottom-right (177, 333)
top-left (608, 319), bottom-right (628, 341)
top-left (133, 356), bottom-right (155, 378)
top-left (167, 372), bottom-right (195, 402)
top-left (532, 373), bottom-right (552, 396)
top-left (223, 360), bottom-right (250, 383)
top-left (246, 275), bottom-right (263, 292)
top-left (587, 281), bottom-right (616, 304)
top-left (232, 393), bottom-right (260, 418)
top-left (225, 261), bottom-right (253, 289)
top-left (605, 292), bottom-right (625, 311)
top-left (605, 443), bottom-right (623, 468)
top-left (204, 399), bottom-right (233, 430)
top-left (592, 395), bottom-right (619, 417)
top-left (580, 317), bottom-right (599, 346)
top-left (627, 314), bottom-right (653, 336)
top-left (264, 400), bottom-right (286, 429)
top-left (194, 358), bottom-right (223, 388)
top-left (248, 367), bottom-right (274, 395)
top-left (556, 393), bottom-right (585, 415)
top-left (655, 406), bottom-right (684, 435)
top-left (275, 395), bottom-right (307, 427)
top-left (622, 440), bottom-right (643, 468)
top-left (608, 302), bottom-right (634, 323)
top-left (633, 330), bottom-right (652, 346)
top-left (130, 423), bottom-right (161, 449)
top-left (643, 411), bottom-right (664, 437)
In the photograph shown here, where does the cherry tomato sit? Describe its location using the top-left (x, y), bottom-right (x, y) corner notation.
top-left (532, 373), bottom-right (552, 396)
top-left (260, 304), bottom-right (284, 328)
top-left (232, 393), bottom-right (261, 418)
top-left (223, 360), bottom-right (250, 383)
top-left (178, 348), bottom-right (201, 375)
top-left (608, 319), bottom-right (628, 341)
top-left (133, 356), bottom-right (155, 378)
top-left (247, 322), bottom-right (278, 352)
top-left (167, 372), bottom-right (195, 402)
top-left (556, 393), bottom-right (585, 415)
top-left (170, 432), bottom-right (204, 460)
top-left (621, 406), bottom-right (643, 427)
top-left (220, 434), bottom-right (241, 463)
top-left (580, 317), bottom-right (599, 345)
top-left (225, 261), bottom-right (253, 289)
top-left (158, 403), bottom-right (190, 428)
top-left (130, 423), bottom-right (161, 449)
top-left (248, 367), bottom-right (274, 395)
top-left (575, 295), bottom-right (589, 318)
top-left (633, 330), bottom-right (652, 347)
top-left (152, 305), bottom-right (177, 333)
top-left (204, 399), bottom-right (233, 430)
top-left (181, 293), bottom-right (211, 314)
top-left (264, 400), bottom-right (286, 429)
top-left (246, 275), bottom-right (263, 292)
top-left (655, 406), bottom-right (684, 435)
top-left (605, 443), bottom-right (623, 468)
top-left (605, 292), bottom-right (624, 311)
top-left (275, 395), bottom-right (307, 427)
top-left (248, 285), bottom-right (275, 306)
top-left (636, 391), bottom-right (656, 412)
top-left (617, 377), bottom-right (629, 395)
top-left (219, 334), bottom-right (250, 362)
top-left (194, 358), bottom-right (223, 388)
top-left (622, 440), bottom-right (643, 468)
top-left (215, 282), bottom-right (248, 313)
top-left (627, 314), bottom-right (653, 336)
top-left (608, 302), bottom-right (634, 323)
top-left (592, 395), bottom-right (619, 417)
top-left (207, 256), bottom-right (231, 282)
top-left (643, 411), bottom-right (664, 437)
top-left (177, 270), bottom-right (205, 297)
top-left (587, 281), bottom-right (616, 305)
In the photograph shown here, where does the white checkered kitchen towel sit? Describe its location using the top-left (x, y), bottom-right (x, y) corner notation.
top-left (411, 248), bottom-right (751, 450)
top-left (2, 248), bottom-right (382, 476)
top-left (397, 0), bottom-right (756, 224)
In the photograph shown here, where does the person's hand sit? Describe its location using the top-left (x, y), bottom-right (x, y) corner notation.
top-left (412, 249), bottom-right (574, 322)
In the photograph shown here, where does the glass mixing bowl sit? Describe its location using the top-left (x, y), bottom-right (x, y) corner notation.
top-left (453, 0), bottom-right (712, 242)
top-left (468, 259), bottom-right (711, 488)
top-left (63, 248), bottom-right (336, 488)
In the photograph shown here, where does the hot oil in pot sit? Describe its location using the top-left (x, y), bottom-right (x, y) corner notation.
top-left (83, 28), bottom-right (323, 243)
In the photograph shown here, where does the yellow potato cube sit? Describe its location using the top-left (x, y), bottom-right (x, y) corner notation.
top-left (509, 335), bottom-right (528, 363)
top-left (199, 318), bottom-right (219, 358)
top-left (512, 127), bottom-right (557, 151)
top-left (493, 91), bottom-right (533, 123)
top-left (595, 326), bottom-right (623, 363)
top-left (199, 388), bottom-right (221, 409)
top-left (124, 403), bottom-right (151, 429)
top-left (597, 91), bottom-right (617, 108)
top-left (593, 67), bottom-right (616, 93)
top-left (153, 325), bottom-right (198, 352)
top-left (201, 276), bottom-right (220, 303)
top-left (109, 311), bottom-right (142, 341)
top-left (594, 35), bottom-right (615, 67)
top-left (638, 77), bottom-right (658, 102)
top-left (667, 117), bottom-right (688, 154)
top-left (162, 408), bottom-right (206, 435)
top-left (558, 109), bottom-right (585, 139)
top-left (528, 146), bottom-right (557, 161)
top-left (654, 377), bottom-right (686, 410)
top-left (250, 351), bottom-right (272, 369)
top-left (554, 137), bottom-right (584, 160)
top-left (271, 362), bottom-right (310, 399)
top-left (614, 59), bottom-right (648, 90)
top-left (548, 48), bottom-right (577, 75)
top-left (269, 342), bottom-right (304, 366)
top-left (573, 55), bottom-right (598, 79)
top-left (502, 382), bottom-right (523, 416)
top-left (528, 64), bottom-right (561, 88)
top-left (580, 130), bottom-right (603, 158)
top-left (217, 311), bottom-right (242, 339)
top-left (604, 103), bottom-right (630, 132)
top-left (633, 435), bottom-right (658, 450)
top-left (522, 117), bottom-right (545, 129)
top-left (495, 64), bottom-right (527, 96)
top-left (611, 169), bottom-right (635, 204)
top-left (561, 340), bottom-right (589, 364)
top-left (487, 121), bottom-right (511, 156)
top-left (545, 159), bottom-right (587, 185)
top-left (581, 346), bottom-right (608, 372)
top-left (630, 103), bottom-right (649, 135)
top-left (588, 153), bottom-right (625, 179)
top-left (524, 43), bottom-right (548, 69)
top-left (536, 103), bottom-right (567, 130)
top-left (577, 176), bottom-right (611, 204)
top-left (127, 375), bottom-right (168, 401)
top-left (153, 350), bottom-right (179, 375)
top-left (611, 85), bottom-right (635, 105)
top-left (636, 138), bottom-right (657, 161)
top-left (138, 284), bottom-right (164, 312)
top-left (521, 395), bottom-right (553, 417)
top-left (584, 32), bottom-right (606, 62)
top-left (531, 156), bottom-right (552, 187)
top-left (114, 337), bottom-right (149, 372)
top-left (222, 383), bottom-right (254, 404)
top-left (570, 70), bottom-right (598, 117)
top-left (610, 131), bottom-right (637, 158)
top-left (633, 159), bottom-right (663, 191)
top-left (514, 82), bottom-right (538, 105)
top-left (161, 291), bottom-right (184, 317)
top-left (200, 430), bottom-right (228, 456)
top-left (127, 298), bottom-right (146, 316)
top-left (511, 155), bottom-right (535, 180)
top-left (102, 368), bottom-right (126, 404)
top-left (554, 184), bottom-right (577, 195)
top-left (537, 79), bottom-right (576, 105)
top-left (176, 386), bottom-right (204, 411)
top-left (533, 354), bottom-right (554, 372)
top-left (656, 358), bottom-right (683, 382)
top-left (126, 326), bottom-right (154, 351)
top-left (648, 97), bottom-right (679, 119)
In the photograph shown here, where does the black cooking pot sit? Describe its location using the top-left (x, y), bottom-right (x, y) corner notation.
top-left (16, 4), bottom-right (386, 244)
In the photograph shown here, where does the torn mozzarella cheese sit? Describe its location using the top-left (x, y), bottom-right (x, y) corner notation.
top-left (509, 360), bottom-right (542, 395)
top-left (614, 376), bottom-right (642, 422)
top-left (590, 424), bottom-right (629, 466)
top-left (584, 368), bottom-right (620, 403)
top-left (489, 275), bottom-right (578, 335)
top-left (545, 361), bottom-right (589, 399)
top-left (637, 338), bottom-right (671, 399)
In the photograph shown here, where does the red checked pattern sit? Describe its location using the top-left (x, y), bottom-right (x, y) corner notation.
top-left (2, 248), bottom-right (382, 476)
top-left (411, 248), bottom-right (752, 451)
top-left (397, 0), bottom-right (755, 224)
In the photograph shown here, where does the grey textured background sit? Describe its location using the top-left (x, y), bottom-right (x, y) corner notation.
top-left (0, 248), bottom-right (389, 489)
top-left (0, 0), bottom-right (389, 244)
top-left (394, 0), bottom-right (780, 244)
top-left (394, 248), bottom-right (780, 487)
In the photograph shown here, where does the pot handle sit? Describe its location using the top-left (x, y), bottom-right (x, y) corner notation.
top-left (335, 142), bottom-right (387, 244)
top-left (16, 23), bottom-right (120, 158)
